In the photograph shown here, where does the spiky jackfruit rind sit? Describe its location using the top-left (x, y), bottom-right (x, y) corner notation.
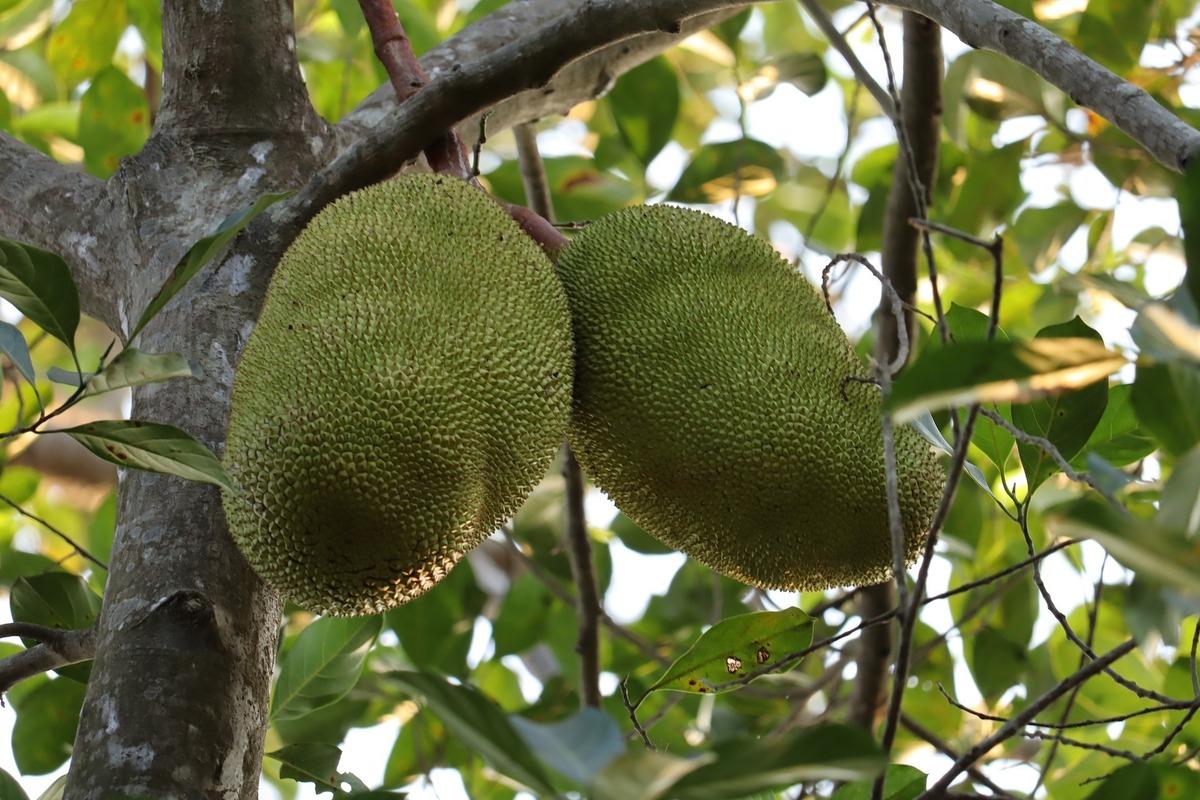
top-left (555, 205), bottom-right (945, 590)
top-left (222, 174), bottom-right (573, 615)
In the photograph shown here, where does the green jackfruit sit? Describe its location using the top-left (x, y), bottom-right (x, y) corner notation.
top-left (223, 174), bottom-right (573, 615)
top-left (555, 205), bottom-right (944, 590)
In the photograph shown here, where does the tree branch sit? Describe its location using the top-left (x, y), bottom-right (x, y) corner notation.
top-left (335, 0), bottom-right (756, 151)
top-left (878, 0), bottom-right (1200, 172)
top-left (0, 133), bottom-right (122, 326)
top-left (0, 624), bottom-right (96, 695)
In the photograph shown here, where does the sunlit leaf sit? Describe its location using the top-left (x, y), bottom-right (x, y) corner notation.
top-left (0, 238), bottom-right (80, 351)
top-left (1046, 495), bottom-right (1200, 597)
top-left (45, 0), bottom-right (125, 86)
top-left (738, 53), bottom-right (826, 102)
top-left (668, 139), bottom-right (785, 203)
top-left (887, 337), bottom-right (1126, 423)
top-left (82, 348), bottom-right (201, 396)
top-left (78, 67), bottom-right (149, 177)
top-left (58, 420), bottom-right (232, 490)
top-left (1131, 301), bottom-right (1200, 365)
top-left (265, 742), bottom-right (368, 794)
top-left (271, 615), bottom-right (382, 721)
top-left (384, 670), bottom-right (557, 797)
top-left (129, 191), bottom-right (292, 343)
top-left (640, 608), bottom-right (812, 702)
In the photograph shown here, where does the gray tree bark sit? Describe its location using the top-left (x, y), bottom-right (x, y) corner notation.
top-left (0, 1), bottom-right (752, 797)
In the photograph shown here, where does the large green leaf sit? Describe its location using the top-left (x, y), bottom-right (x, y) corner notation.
top-left (609, 56), bottom-right (679, 166)
top-left (45, 0), bottom-right (125, 86)
top-left (265, 742), bottom-right (368, 794)
top-left (11, 677), bottom-right (86, 774)
top-left (0, 238), bottom-right (80, 351)
top-left (1011, 317), bottom-right (1109, 492)
top-left (1179, 156), bottom-right (1200, 308)
top-left (887, 337), bottom-right (1126, 423)
top-left (10, 572), bottom-right (101, 633)
top-left (668, 724), bottom-right (886, 798)
top-left (667, 139), bottom-right (786, 203)
top-left (509, 708), bottom-right (624, 786)
top-left (831, 764), bottom-right (927, 800)
top-left (384, 670), bottom-right (557, 797)
top-left (0, 767), bottom-right (30, 800)
top-left (271, 615), bottom-right (382, 721)
top-left (78, 66), bottom-right (149, 177)
top-left (58, 420), bottom-right (232, 490)
top-left (639, 608), bottom-right (813, 702)
top-left (1075, 0), bottom-right (1156, 74)
top-left (1132, 361), bottom-right (1200, 457)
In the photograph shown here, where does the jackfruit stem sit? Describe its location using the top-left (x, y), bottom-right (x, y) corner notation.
top-left (502, 202), bottom-right (569, 257)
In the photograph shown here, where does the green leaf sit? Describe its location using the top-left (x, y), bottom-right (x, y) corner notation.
top-left (609, 56), bottom-right (679, 166)
top-left (1075, 0), bottom-right (1156, 74)
top-left (970, 626), bottom-right (1030, 702)
top-left (129, 191), bottom-right (292, 343)
top-left (1072, 384), bottom-right (1157, 467)
top-left (1132, 361), bottom-right (1200, 457)
top-left (1158, 443), bottom-right (1200, 538)
top-left (1011, 317), bottom-right (1109, 492)
top-left (46, 0), bottom-right (125, 86)
top-left (58, 420), bottom-right (232, 490)
top-left (271, 615), bottom-right (382, 721)
top-left (265, 742), bottom-right (368, 794)
top-left (82, 348), bottom-right (201, 396)
top-left (640, 608), bottom-right (813, 702)
top-left (10, 572), bottom-right (101, 633)
top-left (0, 238), bottom-right (80, 351)
top-left (11, 677), bottom-right (87, 774)
top-left (30, 776), bottom-right (66, 800)
top-left (384, 670), bottom-right (557, 797)
top-left (78, 66), bottom-right (149, 177)
top-left (831, 764), bottom-right (927, 800)
top-left (0, 320), bottom-right (37, 392)
top-left (1082, 763), bottom-right (1159, 799)
top-left (0, 767), bottom-right (30, 800)
top-left (609, 512), bottom-right (674, 555)
top-left (1045, 495), bottom-right (1200, 597)
top-left (887, 337), bottom-right (1126, 423)
top-left (1179, 156), bottom-right (1200, 308)
top-left (740, 53), bottom-right (826, 102)
top-left (1131, 300), bottom-right (1200, 365)
top-left (510, 708), bottom-right (625, 786)
top-left (668, 139), bottom-right (786, 204)
top-left (909, 411), bottom-right (994, 498)
top-left (668, 724), bottom-right (885, 798)
top-left (589, 750), bottom-right (712, 800)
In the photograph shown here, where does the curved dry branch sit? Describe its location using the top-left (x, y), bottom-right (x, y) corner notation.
top-left (879, 0), bottom-right (1200, 172)
top-left (336, 0), bottom-right (755, 151)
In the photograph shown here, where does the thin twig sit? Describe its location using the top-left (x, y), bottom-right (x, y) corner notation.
top-left (0, 493), bottom-right (106, 570)
top-left (918, 639), bottom-right (1138, 799)
top-left (795, 0), bottom-right (896, 118)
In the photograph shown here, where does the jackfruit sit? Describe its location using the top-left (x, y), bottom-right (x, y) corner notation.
top-left (554, 205), bottom-right (944, 590)
top-left (222, 174), bottom-right (573, 615)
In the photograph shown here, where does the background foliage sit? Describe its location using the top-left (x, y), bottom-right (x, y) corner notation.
top-left (1, 0), bottom-right (1199, 798)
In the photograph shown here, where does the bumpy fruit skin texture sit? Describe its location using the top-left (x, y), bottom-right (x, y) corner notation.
top-left (556, 205), bottom-right (944, 590)
top-left (223, 174), bottom-right (573, 615)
